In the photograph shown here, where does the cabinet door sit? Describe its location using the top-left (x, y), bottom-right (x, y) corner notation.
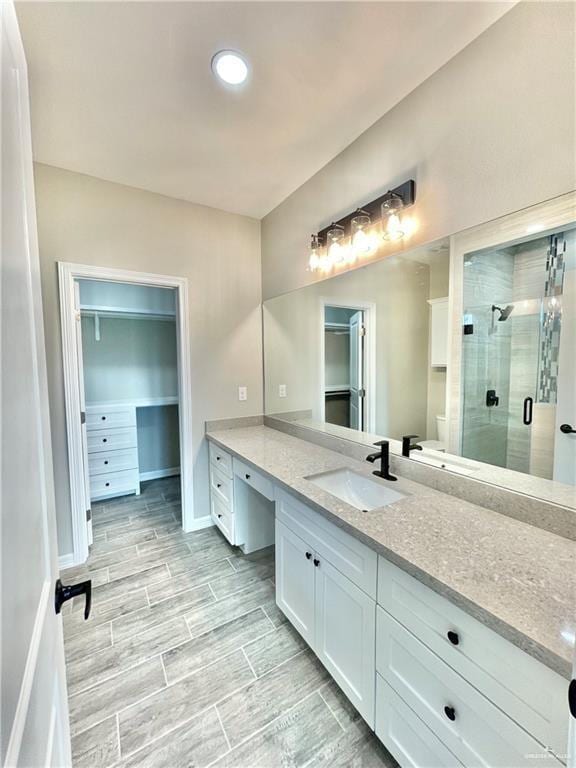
top-left (275, 520), bottom-right (315, 646)
top-left (315, 557), bottom-right (376, 727)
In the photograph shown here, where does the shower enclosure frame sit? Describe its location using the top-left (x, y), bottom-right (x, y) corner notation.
top-left (446, 192), bottom-right (576, 461)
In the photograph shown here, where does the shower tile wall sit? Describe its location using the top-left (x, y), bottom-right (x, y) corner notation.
top-left (462, 250), bottom-right (514, 467)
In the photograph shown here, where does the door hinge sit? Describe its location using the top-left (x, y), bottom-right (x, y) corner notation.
top-left (360, 325), bottom-right (366, 337)
top-left (80, 411), bottom-right (86, 424)
top-left (359, 388), bottom-right (366, 398)
top-left (86, 508), bottom-right (92, 522)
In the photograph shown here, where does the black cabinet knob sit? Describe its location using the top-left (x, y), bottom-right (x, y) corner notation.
top-left (245, 474), bottom-right (251, 480)
top-left (105, 482), bottom-right (110, 487)
top-left (313, 558), bottom-right (320, 567)
top-left (218, 514), bottom-right (222, 519)
top-left (217, 483), bottom-right (222, 488)
top-left (101, 416), bottom-right (106, 421)
top-left (305, 552), bottom-right (312, 560)
top-left (216, 456), bottom-right (221, 460)
top-left (103, 438), bottom-right (107, 443)
top-left (444, 705), bottom-right (456, 722)
top-left (447, 630), bottom-right (460, 646)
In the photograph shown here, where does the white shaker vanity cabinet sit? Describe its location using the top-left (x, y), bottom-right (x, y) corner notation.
top-left (275, 489), bottom-right (377, 727)
top-left (208, 443), bottom-right (275, 553)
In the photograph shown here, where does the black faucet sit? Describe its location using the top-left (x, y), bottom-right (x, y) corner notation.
top-left (402, 434), bottom-right (423, 458)
top-left (366, 440), bottom-right (397, 481)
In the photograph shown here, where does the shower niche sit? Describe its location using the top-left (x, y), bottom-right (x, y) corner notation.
top-left (460, 229), bottom-right (573, 481)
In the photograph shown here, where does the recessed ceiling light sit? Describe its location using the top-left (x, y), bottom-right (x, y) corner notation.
top-left (211, 50), bottom-right (248, 86)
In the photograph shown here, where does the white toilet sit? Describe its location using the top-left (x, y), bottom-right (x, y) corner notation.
top-left (420, 415), bottom-right (447, 452)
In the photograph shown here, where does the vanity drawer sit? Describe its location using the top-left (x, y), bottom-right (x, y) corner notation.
top-left (210, 465), bottom-right (233, 508)
top-left (209, 442), bottom-right (233, 478)
top-left (211, 494), bottom-right (235, 545)
top-left (375, 675), bottom-right (462, 768)
top-left (234, 458), bottom-right (275, 501)
top-left (377, 557), bottom-right (568, 757)
top-left (89, 448), bottom-right (138, 476)
top-left (90, 469), bottom-right (139, 499)
top-left (87, 427), bottom-right (137, 454)
top-left (376, 608), bottom-right (563, 767)
top-left (276, 488), bottom-right (377, 598)
top-left (86, 405), bottom-right (136, 431)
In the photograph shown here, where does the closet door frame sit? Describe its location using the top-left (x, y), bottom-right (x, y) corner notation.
top-left (58, 262), bottom-right (194, 566)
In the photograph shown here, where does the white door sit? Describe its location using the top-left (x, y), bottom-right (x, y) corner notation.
top-left (275, 520), bottom-right (315, 646)
top-left (349, 311), bottom-right (364, 430)
top-left (1, 4), bottom-right (71, 765)
top-left (73, 281), bottom-right (93, 545)
top-left (314, 556), bottom-right (376, 726)
top-left (554, 232), bottom-right (575, 485)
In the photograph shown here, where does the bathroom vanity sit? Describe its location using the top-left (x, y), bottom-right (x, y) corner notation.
top-left (207, 425), bottom-right (572, 768)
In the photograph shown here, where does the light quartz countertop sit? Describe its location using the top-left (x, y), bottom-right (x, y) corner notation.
top-left (206, 425), bottom-right (575, 679)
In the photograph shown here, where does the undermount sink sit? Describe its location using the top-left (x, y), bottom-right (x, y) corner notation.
top-left (306, 468), bottom-right (406, 511)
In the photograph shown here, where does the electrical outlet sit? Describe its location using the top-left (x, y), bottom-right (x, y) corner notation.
top-left (279, 384), bottom-right (287, 398)
top-left (238, 386), bottom-right (247, 402)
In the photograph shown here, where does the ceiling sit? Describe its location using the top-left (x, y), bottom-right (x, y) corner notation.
top-left (17, 2), bottom-right (514, 219)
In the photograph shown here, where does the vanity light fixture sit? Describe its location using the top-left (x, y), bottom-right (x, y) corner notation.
top-left (211, 50), bottom-right (249, 86)
top-left (307, 179), bottom-right (415, 272)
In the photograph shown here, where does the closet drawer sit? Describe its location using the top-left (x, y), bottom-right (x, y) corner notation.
top-left (209, 442), bottom-right (232, 478)
top-left (210, 465), bottom-right (233, 509)
top-left (376, 609), bottom-right (563, 767)
top-left (377, 557), bottom-right (568, 756)
top-left (87, 427), bottom-right (137, 454)
top-left (89, 448), bottom-right (139, 476)
top-left (86, 405), bottom-right (136, 431)
top-left (211, 495), bottom-right (235, 545)
top-left (233, 458), bottom-right (275, 501)
top-left (276, 489), bottom-right (377, 598)
top-left (90, 469), bottom-right (139, 499)
top-left (375, 675), bottom-right (462, 768)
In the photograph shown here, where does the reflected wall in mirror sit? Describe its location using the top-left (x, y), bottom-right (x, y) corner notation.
top-left (264, 193), bottom-right (576, 505)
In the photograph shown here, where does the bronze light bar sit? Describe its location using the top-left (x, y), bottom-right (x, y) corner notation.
top-left (316, 179), bottom-right (415, 245)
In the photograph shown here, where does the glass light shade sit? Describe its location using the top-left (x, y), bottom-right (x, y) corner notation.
top-left (381, 194), bottom-right (405, 240)
top-left (327, 225), bottom-right (345, 265)
top-left (308, 234), bottom-right (321, 271)
top-left (351, 212), bottom-right (372, 255)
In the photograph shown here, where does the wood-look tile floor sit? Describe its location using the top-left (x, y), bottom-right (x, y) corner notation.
top-left (61, 478), bottom-right (396, 768)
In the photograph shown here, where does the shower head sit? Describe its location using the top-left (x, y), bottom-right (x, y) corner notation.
top-left (492, 304), bottom-right (514, 321)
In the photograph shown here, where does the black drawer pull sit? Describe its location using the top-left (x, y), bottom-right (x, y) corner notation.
top-left (305, 552), bottom-right (312, 560)
top-left (105, 482), bottom-right (110, 487)
top-left (444, 706), bottom-right (456, 722)
top-left (101, 416), bottom-right (106, 421)
top-left (447, 630), bottom-right (460, 646)
top-left (245, 474), bottom-right (250, 480)
top-left (313, 558), bottom-right (320, 567)
top-left (104, 460), bottom-right (108, 465)
top-left (103, 438), bottom-right (107, 443)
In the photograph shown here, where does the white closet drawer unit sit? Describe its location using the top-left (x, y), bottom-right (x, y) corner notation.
top-left (276, 489), bottom-right (377, 598)
top-left (86, 405), bottom-right (136, 431)
top-left (233, 458), bottom-right (275, 501)
top-left (87, 427), bottom-right (138, 454)
top-left (377, 557), bottom-right (568, 756)
top-left (375, 676), bottom-right (462, 768)
top-left (211, 494), bottom-right (235, 544)
top-left (88, 448), bottom-right (139, 476)
top-left (376, 609), bottom-right (563, 767)
top-left (210, 465), bottom-right (234, 509)
top-left (209, 443), bottom-right (233, 478)
top-left (90, 469), bottom-right (140, 499)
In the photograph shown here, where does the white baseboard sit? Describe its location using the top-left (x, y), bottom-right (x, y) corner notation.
top-left (184, 514), bottom-right (214, 533)
top-left (58, 553), bottom-right (75, 571)
top-left (140, 467), bottom-right (180, 482)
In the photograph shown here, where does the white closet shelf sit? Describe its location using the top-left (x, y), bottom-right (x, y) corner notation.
top-left (86, 396), bottom-right (179, 408)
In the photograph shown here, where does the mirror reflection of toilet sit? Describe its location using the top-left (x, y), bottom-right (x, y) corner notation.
top-left (420, 414), bottom-right (447, 452)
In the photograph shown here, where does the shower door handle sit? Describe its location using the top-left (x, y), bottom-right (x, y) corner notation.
top-left (523, 397), bottom-right (533, 426)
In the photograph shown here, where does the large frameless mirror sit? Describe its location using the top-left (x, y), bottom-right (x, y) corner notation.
top-left (263, 193), bottom-right (576, 509)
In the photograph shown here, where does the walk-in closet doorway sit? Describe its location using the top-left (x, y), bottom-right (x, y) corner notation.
top-left (58, 263), bottom-right (194, 567)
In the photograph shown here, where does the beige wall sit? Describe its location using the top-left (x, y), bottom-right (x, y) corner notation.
top-left (261, 1), bottom-right (576, 300)
top-left (34, 163), bottom-right (262, 557)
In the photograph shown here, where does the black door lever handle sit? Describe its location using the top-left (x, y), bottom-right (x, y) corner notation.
top-left (560, 424), bottom-right (576, 434)
top-left (55, 578), bottom-right (92, 620)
